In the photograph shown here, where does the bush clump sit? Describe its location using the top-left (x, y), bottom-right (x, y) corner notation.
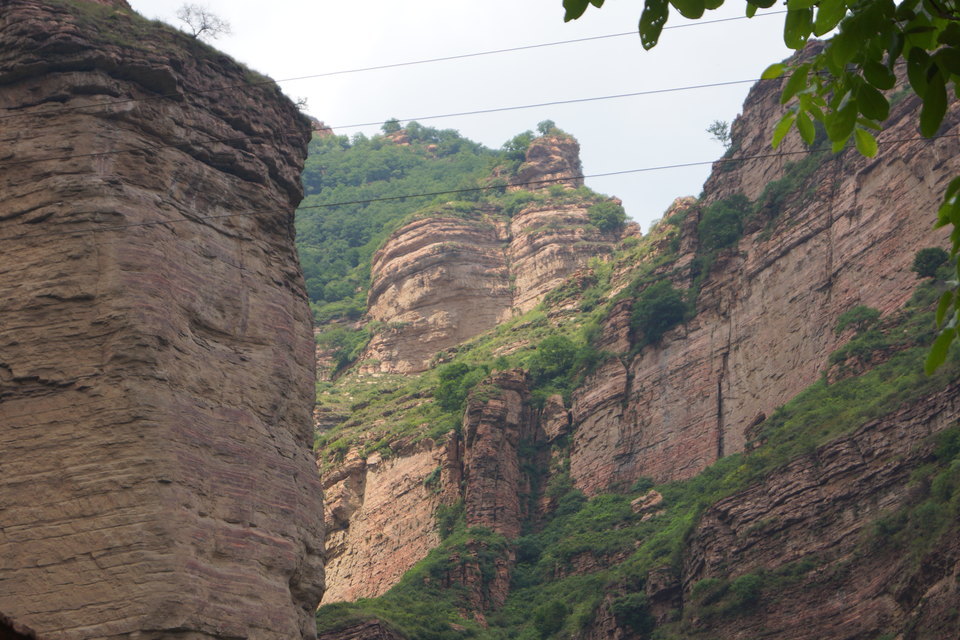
top-left (630, 280), bottom-right (688, 346)
top-left (434, 362), bottom-right (489, 412)
top-left (610, 593), bottom-right (655, 634)
top-left (698, 194), bottom-right (751, 252)
top-left (911, 247), bottom-right (949, 278)
top-left (834, 305), bottom-right (881, 335)
top-left (588, 201), bottom-right (627, 232)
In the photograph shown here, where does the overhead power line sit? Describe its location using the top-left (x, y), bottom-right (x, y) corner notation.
top-left (0, 76), bottom-right (770, 171)
top-left (1, 131), bottom-right (954, 244)
top-left (0, 10), bottom-right (787, 124)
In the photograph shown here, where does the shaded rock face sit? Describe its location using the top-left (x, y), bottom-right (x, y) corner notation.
top-left (0, 2), bottom-right (323, 638)
top-left (0, 613), bottom-right (41, 640)
top-left (679, 383), bottom-right (960, 639)
top-left (321, 442), bottom-right (447, 603)
top-left (321, 373), bottom-right (543, 605)
top-left (569, 77), bottom-right (956, 494)
top-left (362, 137), bottom-right (620, 373)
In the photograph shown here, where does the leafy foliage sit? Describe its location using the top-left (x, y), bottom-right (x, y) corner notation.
top-left (912, 247), bottom-right (949, 278)
top-left (587, 200), bottom-right (627, 232)
top-left (706, 120), bottom-right (732, 148)
top-left (315, 325), bottom-right (371, 374)
top-left (835, 305), bottom-right (881, 335)
top-left (630, 280), bottom-right (688, 346)
top-left (434, 362), bottom-right (490, 412)
top-left (697, 194), bottom-right (750, 252)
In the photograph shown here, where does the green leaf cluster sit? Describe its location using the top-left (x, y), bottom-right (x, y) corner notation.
top-left (630, 280), bottom-right (689, 346)
top-left (587, 200), bottom-right (627, 232)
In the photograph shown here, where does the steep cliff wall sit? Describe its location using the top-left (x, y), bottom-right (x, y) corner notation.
top-left (569, 82), bottom-right (956, 494)
top-left (672, 383), bottom-right (960, 640)
top-left (0, 2), bottom-right (323, 638)
top-left (321, 441), bottom-right (450, 603)
top-left (320, 372), bottom-right (543, 604)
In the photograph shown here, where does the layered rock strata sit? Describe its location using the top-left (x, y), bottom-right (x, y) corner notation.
top-left (321, 373), bottom-right (544, 604)
top-left (317, 621), bottom-right (406, 640)
top-left (569, 83), bottom-right (957, 494)
top-left (321, 441), bottom-right (450, 603)
top-left (678, 383), bottom-right (960, 639)
top-left (0, 2), bottom-right (323, 638)
top-left (362, 137), bottom-right (621, 373)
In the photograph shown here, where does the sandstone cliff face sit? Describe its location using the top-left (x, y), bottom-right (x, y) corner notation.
top-left (677, 383), bottom-right (960, 639)
top-left (361, 137), bottom-right (620, 373)
top-left (569, 79), bottom-right (956, 494)
top-left (321, 441), bottom-right (448, 603)
top-left (362, 214), bottom-right (513, 374)
top-left (320, 372), bottom-right (543, 605)
top-left (317, 621), bottom-right (406, 640)
top-left (0, 2), bottom-right (323, 638)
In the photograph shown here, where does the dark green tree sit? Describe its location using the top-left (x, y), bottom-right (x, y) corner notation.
top-left (912, 247), bottom-right (949, 278)
top-left (631, 280), bottom-right (688, 345)
top-left (588, 200), bottom-right (627, 232)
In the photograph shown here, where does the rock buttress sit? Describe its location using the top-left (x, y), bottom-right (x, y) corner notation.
top-left (0, 2), bottom-right (324, 638)
top-left (678, 383), bottom-right (960, 639)
top-left (361, 134), bottom-right (621, 374)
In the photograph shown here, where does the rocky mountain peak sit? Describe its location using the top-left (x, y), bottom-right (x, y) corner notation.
top-left (512, 133), bottom-right (585, 190)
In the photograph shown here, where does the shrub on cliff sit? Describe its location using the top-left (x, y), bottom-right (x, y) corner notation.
top-left (434, 362), bottom-right (489, 412)
top-left (834, 305), bottom-right (881, 335)
top-left (532, 600), bottom-right (568, 638)
top-left (698, 193), bottom-right (751, 252)
top-left (630, 280), bottom-right (688, 346)
top-left (588, 201), bottom-right (627, 232)
top-left (911, 247), bottom-right (949, 279)
top-left (610, 593), bottom-right (655, 635)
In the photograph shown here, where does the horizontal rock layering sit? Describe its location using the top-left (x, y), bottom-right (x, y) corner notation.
top-left (0, 2), bottom-right (323, 638)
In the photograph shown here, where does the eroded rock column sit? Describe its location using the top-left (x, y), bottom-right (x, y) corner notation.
top-left (0, 2), bottom-right (324, 637)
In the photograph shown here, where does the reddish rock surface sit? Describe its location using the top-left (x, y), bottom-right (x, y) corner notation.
top-left (321, 372), bottom-right (545, 606)
top-left (680, 383), bottom-right (960, 639)
top-left (363, 214), bottom-right (513, 374)
top-left (0, 2), bottom-right (323, 638)
top-left (320, 442), bottom-right (446, 603)
top-left (462, 371), bottom-right (534, 539)
top-left (361, 136), bottom-right (622, 373)
top-left (511, 134), bottom-right (584, 191)
top-left (569, 73), bottom-right (956, 494)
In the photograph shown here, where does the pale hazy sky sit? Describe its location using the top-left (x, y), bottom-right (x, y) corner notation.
top-left (127, 0), bottom-right (791, 231)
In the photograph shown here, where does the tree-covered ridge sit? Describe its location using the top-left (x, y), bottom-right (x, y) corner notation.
top-left (296, 122), bottom-right (499, 323)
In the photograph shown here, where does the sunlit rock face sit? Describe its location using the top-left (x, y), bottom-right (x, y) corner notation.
top-left (0, 2), bottom-right (324, 638)
top-left (362, 135), bottom-right (622, 374)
